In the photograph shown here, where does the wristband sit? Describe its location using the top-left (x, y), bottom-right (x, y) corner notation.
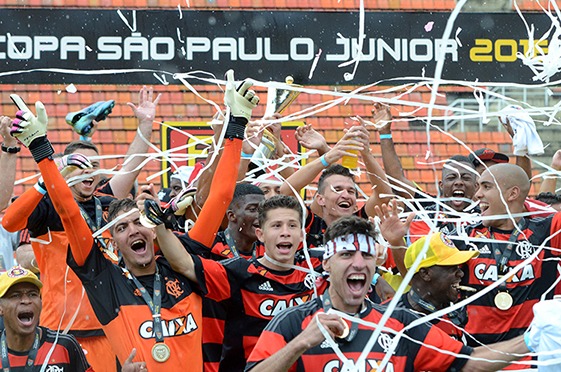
top-left (225, 115), bottom-right (248, 140)
top-left (34, 181), bottom-right (47, 195)
top-left (1, 143), bottom-right (21, 153)
top-left (28, 136), bottom-right (54, 163)
top-left (524, 331), bottom-right (535, 352)
top-left (241, 151), bottom-right (253, 159)
top-left (320, 154), bottom-right (329, 167)
top-left (379, 134), bottom-right (392, 140)
top-left (79, 135), bottom-right (92, 142)
top-left (371, 272), bottom-right (381, 286)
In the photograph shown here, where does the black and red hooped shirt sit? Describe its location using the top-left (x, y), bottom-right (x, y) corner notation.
top-left (246, 297), bottom-right (472, 372)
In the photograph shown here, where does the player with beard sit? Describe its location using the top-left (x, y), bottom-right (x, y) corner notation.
top-left (246, 216), bottom-right (531, 372)
top-left (8, 69), bottom-right (259, 370)
top-left (381, 163), bottom-right (561, 369)
top-left (0, 266), bottom-right (92, 371)
top-left (2, 87), bottom-right (160, 372)
top-left (396, 232), bottom-right (478, 342)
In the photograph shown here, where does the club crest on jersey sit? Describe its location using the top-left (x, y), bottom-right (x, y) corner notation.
top-left (378, 333), bottom-right (395, 354)
top-left (165, 278), bottom-right (184, 298)
top-left (323, 359), bottom-right (394, 372)
top-left (515, 241), bottom-right (534, 259)
top-left (139, 314), bottom-right (198, 339)
top-left (304, 274), bottom-right (316, 289)
top-left (259, 295), bottom-right (310, 317)
top-left (474, 263), bottom-right (535, 282)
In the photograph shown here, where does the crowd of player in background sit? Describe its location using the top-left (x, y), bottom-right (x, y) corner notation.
top-left (0, 74), bottom-right (560, 371)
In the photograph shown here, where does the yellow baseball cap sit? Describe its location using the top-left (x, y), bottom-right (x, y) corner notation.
top-left (0, 266), bottom-right (42, 298)
top-left (405, 233), bottom-right (479, 273)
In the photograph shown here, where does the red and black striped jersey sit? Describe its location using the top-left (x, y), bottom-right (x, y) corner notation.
top-left (457, 213), bottom-right (561, 346)
top-left (200, 256), bottom-right (326, 371)
top-left (198, 231), bottom-right (266, 372)
top-left (246, 297), bottom-right (472, 372)
top-left (408, 198), bottom-right (553, 244)
top-left (408, 204), bottom-right (480, 244)
top-left (395, 293), bottom-right (466, 342)
top-left (0, 327), bottom-right (92, 371)
top-left (208, 231), bottom-right (266, 261)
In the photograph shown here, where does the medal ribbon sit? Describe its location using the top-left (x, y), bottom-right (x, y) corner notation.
top-left (78, 197), bottom-right (103, 232)
top-left (1, 329), bottom-right (40, 371)
top-left (79, 197), bottom-right (120, 262)
top-left (223, 228), bottom-right (240, 258)
top-left (127, 266), bottom-right (165, 344)
top-left (322, 290), bottom-right (359, 343)
top-left (489, 218), bottom-right (527, 292)
top-left (78, 197), bottom-right (110, 251)
top-left (409, 289), bottom-right (466, 327)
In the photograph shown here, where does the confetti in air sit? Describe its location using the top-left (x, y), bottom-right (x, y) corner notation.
top-left (424, 21), bottom-right (434, 32)
top-left (308, 49), bottom-right (322, 79)
top-left (515, 0), bottom-right (561, 82)
top-left (455, 27), bottom-right (463, 47)
top-left (65, 84), bottom-right (77, 93)
top-left (5, 1), bottom-right (561, 369)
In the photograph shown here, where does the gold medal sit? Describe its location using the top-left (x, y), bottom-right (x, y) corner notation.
top-left (494, 291), bottom-right (513, 311)
top-left (337, 319), bottom-right (350, 339)
top-left (151, 342), bottom-right (171, 363)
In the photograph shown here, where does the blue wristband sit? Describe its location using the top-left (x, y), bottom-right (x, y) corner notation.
top-left (371, 273), bottom-right (381, 286)
top-left (379, 134), bottom-right (392, 140)
top-left (241, 151), bottom-right (253, 159)
top-left (524, 331), bottom-right (535, 352)
top-left (79, 135), bottom-right (92, 142)
top-left (320, 155), bottom-right (329, 167)
top-left (34, 182), bottom-right (47, 195)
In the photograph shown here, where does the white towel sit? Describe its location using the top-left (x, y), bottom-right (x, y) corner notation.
top-left (499, 105), bottom-right (544, 156)
top-left (526, 299), bottom-right (561, 370)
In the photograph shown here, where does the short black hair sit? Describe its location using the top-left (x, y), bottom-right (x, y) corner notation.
top-left (445, 155), bottom-right (474, 168)
top-left (107, 198), bottom-right (137, 232)
top-left (442, 155), bottom-right (475, 175)
top-left (229, 183), bottom-right (264, 208)
top-left (323, 215), bottom-right (376, 244)
top-left (317, 164), bottom-right (355, 194)
top-left (64, 140), bottom-right (99, 156)
top-left (258, 195), bottom-right (303, 228)
top-left (536, 192), bottom-right (561, 205)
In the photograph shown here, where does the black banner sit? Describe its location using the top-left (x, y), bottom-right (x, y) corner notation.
top-left (0, 9), bottom-right (553, 85)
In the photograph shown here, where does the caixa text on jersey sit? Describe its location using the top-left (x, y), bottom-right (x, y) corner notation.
top-left (138, 314), bottom-right (198, 339)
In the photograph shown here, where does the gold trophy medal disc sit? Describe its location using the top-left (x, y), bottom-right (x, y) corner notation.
top-left (494, 292), bottom-right (513, 311)
top-left (337, 320), bottom-right (350, 339)
top-left (152, 342), bottom-right (171, 363)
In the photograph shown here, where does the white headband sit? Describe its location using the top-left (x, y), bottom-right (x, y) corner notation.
top-left (323, 233), bottom-right (377, 260)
